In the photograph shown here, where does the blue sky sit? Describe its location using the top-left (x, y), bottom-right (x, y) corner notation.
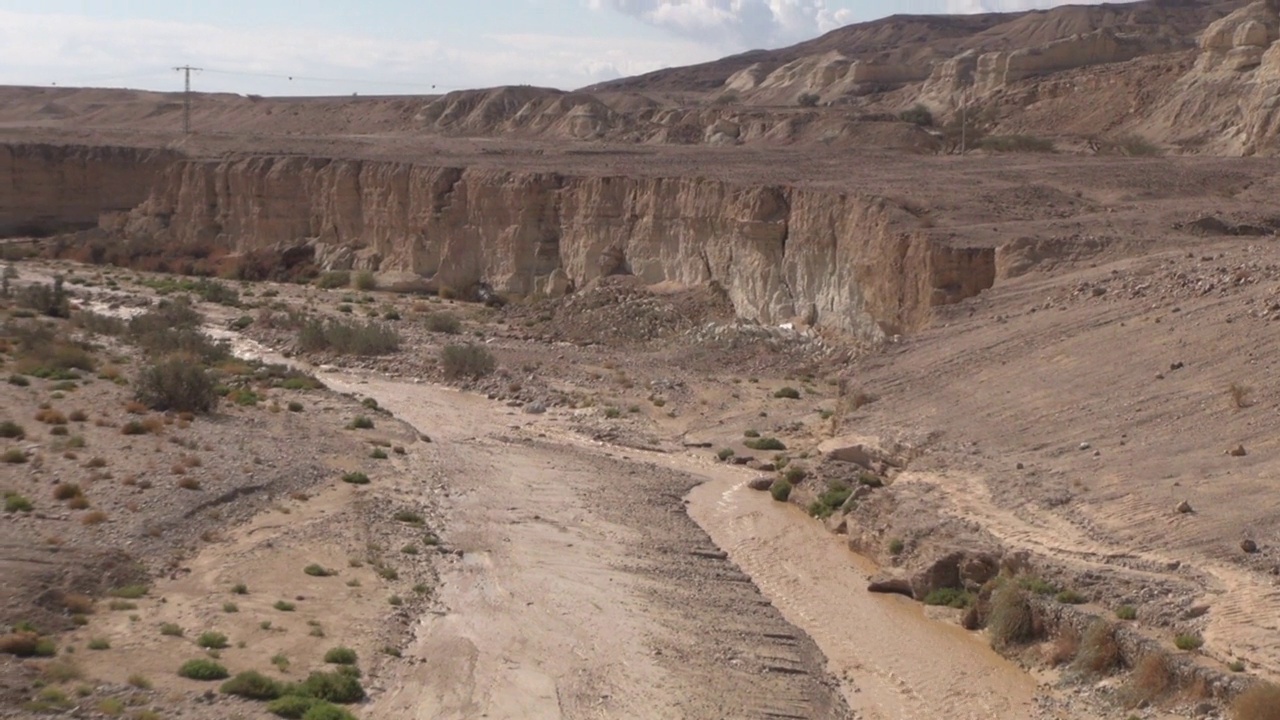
top-left (0, 1), bottom-right (1098, 95)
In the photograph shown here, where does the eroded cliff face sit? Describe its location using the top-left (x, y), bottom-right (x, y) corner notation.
top-left (118, 155), bottom-right (993, 340)
top-left (0, 144), bottom-right (176, 236)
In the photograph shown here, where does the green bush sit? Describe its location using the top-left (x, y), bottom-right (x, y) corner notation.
top-left (0, 421), bottom-right (24, 439)
top-left (352, 271), bottom-right (376, 291)
top-left (440, 344), bottom-right (496, 380)
top-left (274, 601), bottom-right (296, 612)
top-left (108, 585), bottom-right (148, 599)
top-left (1019, 576), bottom-right (1057, 596)
top-left (769, 479), bottom-right (792, 502)
top-left (716, 448), bottom-right (734, 461)
top-left (773, 386), bottom-right (800, 399)
top-left (888, 538), bottom-right (905, 555)
top-left (1115, 605), bottom-right (1137, 620)
top-left (899, 104), bottom-right (933, 127)
top-left (744, 437), bottom-right (786, 451)
top-left (267, 695), bottom-right (317, 719)
top-left (16, 277), bottom-right (70, 318)
top-left (300, 671), bottom-right (365, 703)
top-left (808, 483), bottom-right (852, 519)
top-left (348, 416), bottom-right (374, 430)
top-left (159, 623), bottom-right (183, 637)
top-left (323, 646), bottom-right (357, 665)
top-left (135, 356), bottom-right (218, 413)
top-left (1056, 589), bottom-right (1087, 605)
top-left (196, 631), bottom-right (229, 649)
top-left (178, 659), bottom-right (229, 681)
top-left (304, 564), bottom-right (334, 577)
top-left (1174, 633), bottom-right (1203, 651)
top-left (221, 670), bottom-right (284, 700)
top-left (341, 472), bottom-right (369, 485)
top-left (4, 492), bottom-right (33, 511)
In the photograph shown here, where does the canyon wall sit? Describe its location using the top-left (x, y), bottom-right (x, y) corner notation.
top-left (117, 155), bottom-right (992, 340)
top-left (0, 144), bottom-right (176, 236)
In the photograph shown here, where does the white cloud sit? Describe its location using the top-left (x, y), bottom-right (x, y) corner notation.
top-left (589, 0), bottom-right (855, 50)
top-left (945, 0), bottom-right (1104, 12)
top-left (0, 9), bottom-right (711, 95)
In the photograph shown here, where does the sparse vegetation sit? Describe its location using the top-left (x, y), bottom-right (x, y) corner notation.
top-left (348, 415), bottom-right (374, 430)
top-left (315, 271), bottom-right (351, 289)
top-left (808, 482), bottom-right (852, 519)
top-left (341, 471), bottom-right (370, 485)
top-left (1125, 653), bottom-right (1172, 706)
top-left (159, 623), bottom-right (184, 637)
top-left (1175, 632), bottom-right (1204, 651)
top-left (274, 600), bottom-right (297, 612)
top-left (440, 344), bottom-right (496, 379)
top-left (923, 588), bottom-right (974, 608)
top-left (220, 670), bottom-right (285, 700)
top-left (977, 135), bottom-right (1055, 153)
top-left (773, 386), bottom-right (800, 399)
top-left (1116, 605), bottom-right (1137, 620)
top-left (1231, 681), bottom-right (1280, 720)
top-left (1229, 382), bottom-right (1254, 409)
top-left (304, 564), bottom-right (335, 577)
top-left (178, 658), bottom-right (229, 681)
top-left (797, 92), bottom-right (820, 107)
top-left (745, 437), bottom-right (786, 451)
top-left (1074, 620), bottom-right (1120, 675)
top-left (298, 318), bottom-right (400, 356)
top-left (425, 312), bottom-right (462, 334)
top-left (353, 270), bottom-right (376, 291)
top-left (769, 479), bottom-right (792, 502)
top-left (888, 538), bottom-right (905, 555)
top-left (300, 670), bottom-right (366, 703)
top-left (87, 637), bottom-right (110, 650)
top-left (323, 646), bottom-right (358, 665)
top-left (899, 104), bottom-right (934, 127)
top-left (987, 582), bottom-right (1036, 648)
top-left (197, 631), bottom-right (229, 649)
top-left (1055, 589), bottom-right (1087, 604)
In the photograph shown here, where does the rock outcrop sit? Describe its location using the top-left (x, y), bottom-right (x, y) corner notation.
top-left (114, 155), bottom-right (994, 339)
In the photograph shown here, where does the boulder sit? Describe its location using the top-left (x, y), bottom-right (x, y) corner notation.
top-left (748, 477), bottom-right (774, 491)
top-left (959, 554), bottom-right (1000, 588)
top-left (1228, 444), bottom-right (1248, 457)
top-left (867, 573), bottom-right (914, 597)
top-left (1241, 538), bottom-right (1259, 553)
top-left (1176, 500), bottom-right (1194, 514)
top-left (909, 551), bottom-right (964, 599)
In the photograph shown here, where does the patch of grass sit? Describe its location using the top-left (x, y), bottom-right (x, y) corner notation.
top-left (301, 702), bottom-right (357, 720)
top-left (0, 420), bottom-right (25, 438)
top-left (220, 670), bottom-right (285, 700)
top-left (127, 673), bottom-right (152, 689)
top-left (1175, 633), bottom-right (1204, 651)
top-left (888, 538), bottom-right (905, 556)
top-left (0, 631), bottom-right (56, 657)
top-left (382, 645), bottom-right (402, 658)
top-left (769, 479), bottom-right (792, 502)
top-left (1115, 605), bottom-right (1137, 620)
top-left (370, 447), bottom-right (387, 459)
top-left (341, 472), bottom-right (369, 485)
top-left (304, 564), bottom-right (335, 577)
top-left (81, 510), bottom-right (108, 525)
top-left (222, 602), bottom-right (238, 613)
top-left (388, 595), bottom-right (403, 606)
top-left (440, 344), bottom-right (496, 380)
top-left (43, 660), bottom-right (83, 683)
top-left (98, 697), bottom-right (126, 716)
top-left (160, 623), bottom-right (183, 637)
top-left (808, 482), bottom-right (853, 519)
top-left (177, 658), bottom-right (229, 681)
top-left (288, 401), bottom-right (304, 412)
top-left (923, 588), bottom-right (974, 609)
top-left (773, 386), bottom-right (801, 399)
top-left (87, 637), bottom-right (110, 650)
top-left (744, 437), bottom-right (786, 451)
top-left (2, 449), bottom-right (29, 466)
top-left (425, 312), bottom-right (461, 334)
top-left (108, 585), bottom-right (148, 599)
top-left (1125, 654), bottom-right (1172, 706)
top-left (315, 271), bottom-right (350, 289)
top-left (347, 415), bottom-right (374, 430)
top-left (267, 695), bottom-right (317, 718)
top-left (987, 582), bottom-right (1036, 648)
top-left (231, 583), bottom-right (248, 595)
top-left (196, 631), bottom-right (229, 649)
top-left (1019, 576), bottom-right (1057, 596)
top-left (107, 600), bottom-right (136, 611)
top-left (323, 646), bottom-right (358, 665)
top-left (4, 491), bottom-right (33, 510)
top-left (300, 670), bottom-right (366, 704)
top-left (273, 600), bottom-right (296, 612)
top-left (298, 318), bottom-right (399, 356)
top-left (716, 448), bottom-right (734, 461)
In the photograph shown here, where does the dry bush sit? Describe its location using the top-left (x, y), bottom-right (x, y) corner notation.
top-left (140, 416), bottom-right (165, 434)
top-left (987, 582), bottom-right (1036, 649)
top-left (1232, 682), bottom-right (1280, 720)
top-left (124, 401), bottom-right (147, 414)
top-left (440, 344), bottom-right (495, 380)
top-left (60, 593), bottom-right (94, 615)
top-left (135, 358), bottom-right (218, 414)
top-left (177, 477), bottom-right (201, 491)
top-left (1229, 382), bottom-right (1254, 409)
top-left (0, 632), bottom-right (48, 657)
top-left (1047, 627), bottom-right (1079, 666)
top-left (81, 510), bottom-right (108, 526)
top-left (1125, 653), bottom-right (1173, 707)
top-left (68, 409), bottom-right (87, 422)
top-left (52, 483), bottom-right (82, 501)
top-left (1074, 620), bottom-right (1121, 675)
top-left (35, 409), bottom-right (68, 425)
top-left (67, 495), bottom-right (90, 510)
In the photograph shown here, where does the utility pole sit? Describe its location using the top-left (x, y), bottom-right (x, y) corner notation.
top-left (173, 65), bottom-right (203, 134)
top-left (960, 90), bottom-right (968, 155)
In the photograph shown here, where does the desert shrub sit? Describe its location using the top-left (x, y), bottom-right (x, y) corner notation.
top-left (977, 135), bottom-right (1055, 153)
top-left (1116, 605), bottom-right (1137, 620)
top-left (316, 271), bottom-right (351, 289)
top-left (0, 421), bottom-right (25, 438)
top-left (1229, 382), bottom-right (1254, 409)
top-left (1056, 589), bottom-right (1087, 604)
top-left (1175, 633), bottom-right (1204, 651)
top-left (924, 588), bottom-right (974, 608)
top-left (353, 271), bottom-right (376, 291)
top-left (288, 401), bottom-right (304, 412)
top-left (323, 646), bottom-right (358, 665)
top-left (274, 600), bottom-right (296, 612)
top-left (87, 637), bottom-right (110, 650)
top-left (196, 631), bottom-right (229, 649)
top-left (987, 582), bottom-right (1036, 648)
top-left (769, 479), bottom-right (792, 502)
top-left (1125, 654), bottom-right (1172, 706)
top-left (1232, 682), bottom-right (1280, 720)
top-left (348, 415), bottom-right (374, 430)
top-left (370, 447), bottom-right (387, 459)
top-left (425, 312), bottom-right (461, 334)
top-left (134, 357), bottom-right (218, 413)
top-left (267, 695), bottom-right (318, 719)
top-left (899, 104), bottom-right (934, 126)
top-left (81, 510), bottom-right (108, 525)
top-left (128, 300), bottom-right (228, 362)
top-left (797, 92), bottom-right (820, 107)
top-left (1047, 627), bottom-right (1079, 666)
top-left (888, 538), bottom-right (905, 555)
top-left (300, 670), bottom-right (365, 703)
top-left (160, 623), bottom-right (183, 637)
top-left (1074, 620), bottom-right (1121, 675)
top-left (440, 344), bottom-right (495, 379)
top-left (221, 670), bottom-right (284, 700)
top-left (17, 277), bottom-right (70, 318)
top-left (1019, 576), bottom-right (1057, 596)
top-left (298, 318), bottom-right (399, 356)
top-left (716, 448), bottom-right (734, 461)
top-left (745, 437), bottom-right (786, 451)
top-left (0, 632), bottom-right (55, 656)
top-left (773, 386), bottom-right (800, 399)
top-left (341, 472), bottom-right (369, 485)
top-left (178, 658), bottom-right (229, 681)
top-left (231, 583), bottom-right (248, 594)
top-left (393, 510), bottom-right (424, 525)
top-left (301, 702), bottom-right (357, 720)
top-left (808, 483), bottom-right (853, 519)
top-left (784, 466), bottom-right (808, 483)
top-left (304, 564), bottom-right (335, 577)
top-left (5, 492), bottom-right (33, 510)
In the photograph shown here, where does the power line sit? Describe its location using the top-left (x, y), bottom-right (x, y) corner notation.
top-left (200, 67), bottom-right (445, 91)
top-left (173, 65), bottom-right (203, 133)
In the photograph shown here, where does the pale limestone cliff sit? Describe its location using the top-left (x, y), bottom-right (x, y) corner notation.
top-left (1149, 0), bottom-right (1280, 154)
top-left (0, 144), bottom-right (175, 236)
top-left (117, 155), bottom-right (993, 340)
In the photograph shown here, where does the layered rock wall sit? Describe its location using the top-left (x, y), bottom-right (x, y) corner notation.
top-left (0, 143), bottom-right (176, 236)
top-left (120, 155), bottom-right (993, 339)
